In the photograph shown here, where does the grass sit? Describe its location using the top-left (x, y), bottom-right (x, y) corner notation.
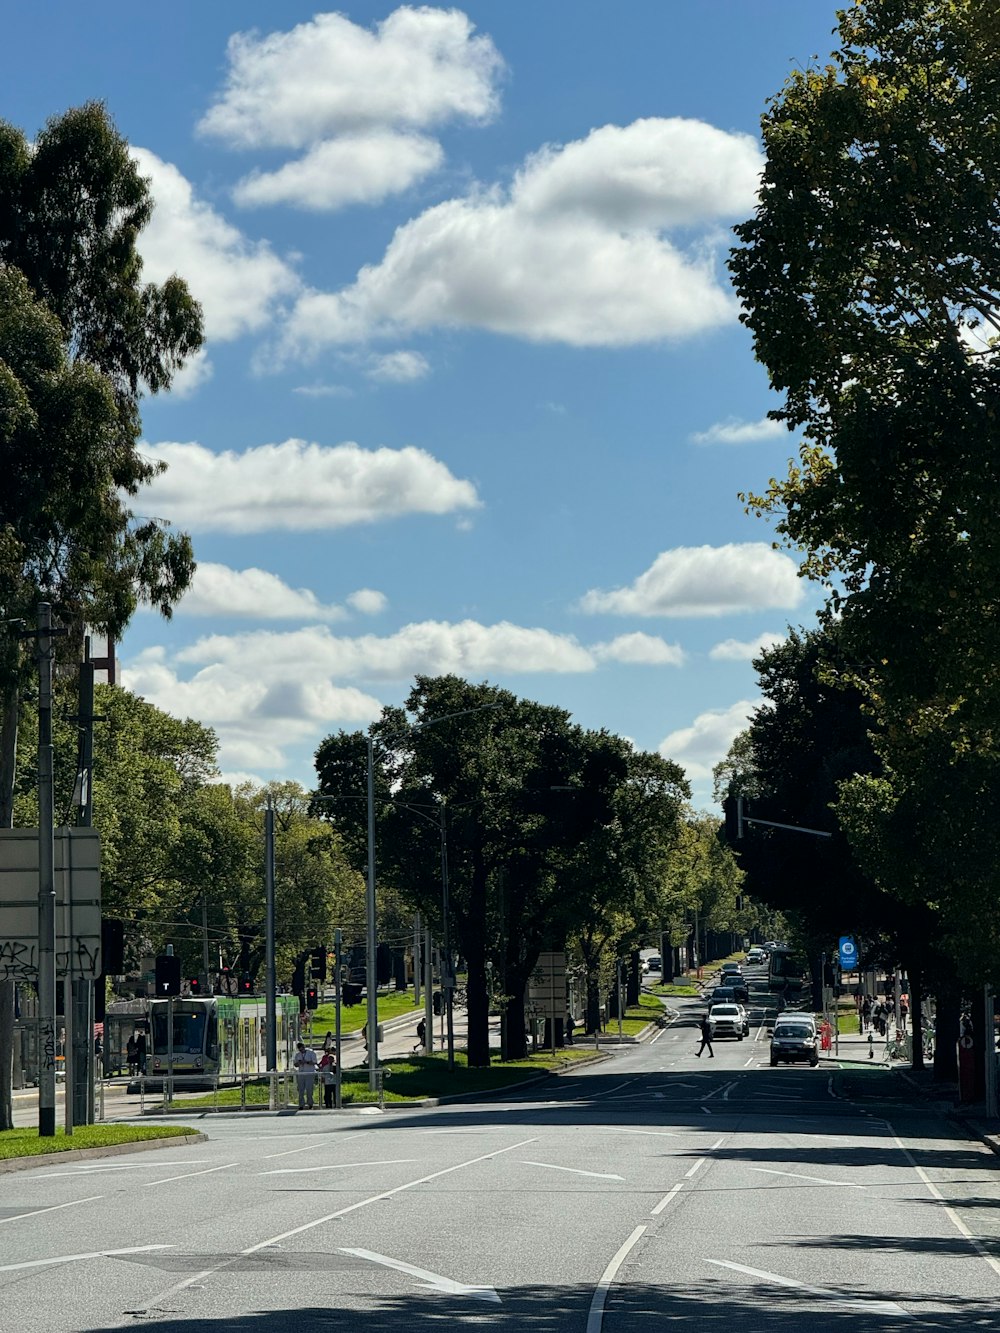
top-left (606, 991), bottom-right (664, 1037)
top-left (0, 1123), bottom-right (198, 1161)
top-left (837, 1011), bottom-right (861, 1035)
top-left (306, 989), bottom-right (421, 1036)
top-left (170, 1048), bottom-right (600, 1110)
top-left (650, 982), bottom-right (700, 997)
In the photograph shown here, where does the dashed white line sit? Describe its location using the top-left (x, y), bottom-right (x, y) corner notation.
top-left (651, 1182), bottom-right (684, 1215)
top-left (684, 1157), bottom-right (707, 1179)
top-left (261, 1159), bottom-right (415, 1176)
top-left (144, 1163), bottom-right (237, 1188)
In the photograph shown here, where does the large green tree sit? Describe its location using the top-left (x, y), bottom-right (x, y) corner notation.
top-left (729, 0), bottom-right (1000, 994)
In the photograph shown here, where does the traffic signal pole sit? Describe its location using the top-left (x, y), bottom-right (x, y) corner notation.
top-left (36, 604), bottom-right (57, 1138)
top-left (264, 797), bottom-right (277, 1075)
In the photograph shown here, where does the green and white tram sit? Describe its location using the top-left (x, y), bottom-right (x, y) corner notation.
top-left (107, 994), bottom-right (301, 1082)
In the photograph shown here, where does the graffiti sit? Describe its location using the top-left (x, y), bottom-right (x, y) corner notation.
top-left (0, 936), bottom-right (101, 980)
top-left (40, 1018), bottom-right (56, 1073)
top-left (0, 939), bottom-right (37, 980)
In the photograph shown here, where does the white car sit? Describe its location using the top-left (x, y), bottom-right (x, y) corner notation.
top-left (708, 1003), bottom-right (746, 1040)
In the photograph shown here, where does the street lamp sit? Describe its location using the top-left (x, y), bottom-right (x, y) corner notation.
top-left (364, 704), bottom-right (499, 1087)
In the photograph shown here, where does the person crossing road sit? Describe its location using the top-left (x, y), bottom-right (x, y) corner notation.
top-left (696, 1013), bottom-right (715, 1058)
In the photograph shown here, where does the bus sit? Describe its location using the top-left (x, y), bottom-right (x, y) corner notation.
top-left (767, 946), bottom-right (808, 994)
top-left (107, 994), bottom-right (301, 1084)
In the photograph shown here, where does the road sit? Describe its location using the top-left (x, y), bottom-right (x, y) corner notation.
top-left (2, 973), bottom-right (1000, 1330)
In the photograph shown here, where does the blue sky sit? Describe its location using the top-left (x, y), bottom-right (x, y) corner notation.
top-left (6, 3), bottom-right (841, 806)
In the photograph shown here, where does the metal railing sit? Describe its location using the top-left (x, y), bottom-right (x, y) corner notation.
top-left (97, 1069), bottom-right (296, 1117)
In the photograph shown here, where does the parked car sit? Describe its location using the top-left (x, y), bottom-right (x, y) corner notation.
top-left (770, 1019), bottom-right (819, 1066)
top-left (708, 1003), bottom-right (745, 1040)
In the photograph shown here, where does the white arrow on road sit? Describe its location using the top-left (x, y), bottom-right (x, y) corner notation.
top-left (750, 1167), bottom-right (866, 1188)
top-left (705, 1259), bottom-right (911, 1318)
top-left (520, 1160), bottom-right (625, 1181)
top-left (0, 1245), bottom-right (173, 1274)
top-left (341, 1248), bottom-right (501, 1302)
top-left (261, 1159), bottom-right (415, 1175)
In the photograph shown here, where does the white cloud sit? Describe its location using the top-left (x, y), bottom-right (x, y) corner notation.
top-left (233, 132), bottom-right (443, 211)
top-left (175, 621), bottom-right (596, 679)
top-left (176, 563), bottom-right (348, 621)
top-left (592, 633), bottom-right (685, 666)
top-left (580, 543), bottom-right (804, 618)
top-left (198, 8), bottom-right (503, 148)
top-left (709, 632), bottom-right (786, 662)
top-left (691, 415), bottom-right (786, 445)
top-left (132, 148), bottom-right (300, 341)
top-left (659, 699), bottom-right (757, 782)
top-left (292, 383), bottom-right (353, 398)
top-left (366, 350), bottom-right (431, 383)
top-left (347, 589), bottom-right (388, 616)
top-left (164, 348), bottom-right (214, 398)
top-left (139, 438), bottom-right (481, 533)
top-left (277, 116), bottom-right (761, 355)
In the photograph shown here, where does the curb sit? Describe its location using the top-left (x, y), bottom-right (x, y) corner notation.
top-left (0, 1130), bottom-right (208, 1174)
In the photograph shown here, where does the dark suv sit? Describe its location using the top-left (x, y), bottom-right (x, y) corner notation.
top-left (769, 1020), bottom-right (819, 1067)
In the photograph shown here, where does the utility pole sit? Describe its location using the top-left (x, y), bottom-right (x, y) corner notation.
top-left (334, 929), bottom-right (343, 1109)
top-left (72, 640), bottom-right (97, 1128)
top-left (413, 913), bottom-right (421, 1006)
top-left (440, 800), bottom-right (455, 1070)
top-left (264, 796), bottom-right (277, 1073)
top-left (424, 927), bottom-right (433, 1054)
top-left (36, 604), bottom-right (57, 1137)
top-left (365, 734), bottom-right (379, 1090)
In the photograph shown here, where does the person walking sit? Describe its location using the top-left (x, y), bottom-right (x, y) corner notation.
top-left (293, 1041), bottom-right (318, 1109)
top-left (413, 1019), bottom-right (426, 1054)
top-left (899, 997), bottom-right (909, 1030)
top-left (861, 997), bottom-right (871, 1033)
top-left (126, 1034), bottom-right (138, 1077)
top-left (318, 1049), bottom-right (337, 1108)
top-left (323, 1030), bottom-right (334, 1053)
top-left (696, 1013), bottom-right (715, 1058)
top-left (565, 1013), bottom-right (575, 1046)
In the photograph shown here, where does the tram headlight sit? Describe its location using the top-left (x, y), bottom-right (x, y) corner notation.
top-left (194, 1057), bottom-right (203, 1069)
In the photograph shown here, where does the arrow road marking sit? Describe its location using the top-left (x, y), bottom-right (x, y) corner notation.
top-left (750, 1168), bottom-right (865, 1188)
top-left (0, 1196), bottom-right (103, 1225)
top-left (521, 1161), bottom-right (625, 1181)
top-left (610, 1128), bottom-right (684, 1138)
top-left (704, 1260), bottom-right (911, 1318)
top-left (342, 1247), bottom-right (500, 1302)
top-left (262, 1159), bottom-right (416, 1175)
top-left (0, 1245), bottom-right (173, 1274)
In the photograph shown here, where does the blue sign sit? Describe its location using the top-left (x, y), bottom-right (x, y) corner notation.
top-left (838, 935), bottom-right (860, 971)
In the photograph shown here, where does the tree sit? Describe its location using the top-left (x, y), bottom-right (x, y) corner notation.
top-left (0, 103), bottom-right (203, 1128)
top-left (729, 0), bottom-right (1000, 996)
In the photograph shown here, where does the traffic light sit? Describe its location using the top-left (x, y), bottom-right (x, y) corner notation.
top-left (306, 986), bottom-right (319, 1010)
top-left (722, 793), bottom-right (744, 843)
top-left (432, 990), bottom-right (443, 1015)
top-left (188, 976), bottom-right (201, 996)
top-left (240, 974), bottom-right (253, 994)
top-left (155, 955), bottom-right (181, 997)
top-left (310, 947), bottom-right (326, 982)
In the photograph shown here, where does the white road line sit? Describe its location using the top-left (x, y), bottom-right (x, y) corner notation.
top-left (144, 1163), bottom-right (238, 1188)
top-left (0, 1245), bottom-right (173, 1274)
top-left (750, 1167), bottom-right (865, 1188)
top-left (710, 1137), bottom-right (725, 1150)
top-left (0, 1195), bottom-right (103, 1225)
top-left (521, 1161), bottom-right (624, 1182)
top-left (591, 1079), bottom-right (639, 1100)
top-left (610, 1129), bottom-right (684, 1138)
top-left (138, 1137), bottom-right (539, 1308)
top-left (700, 1106), bottom-right (713, 1115)
top-left (722, 1081), bottom-right (738, 1101)
top-left (651, 1182), bottom-right (684, 1215)
top-left (37, 1162), bottom-right (205, 1177)
top-left (263, 1143), bottom-right (325, 1159)
top-left (885, 1121), bottom-right (1000, 1280)
top-left (704, 1259), bottom-right (911, 1318)
top-left (586, 1225), bottom-right (646, 1333)
top-left (342, 1248), bottom-right (500, 1302)
top-left (743, 1056), bottom-right (755, 1067)
top-left (684, 1157), bottom-right (707, 1179)
top-left (262, 1159), bottom-right (416, 1176)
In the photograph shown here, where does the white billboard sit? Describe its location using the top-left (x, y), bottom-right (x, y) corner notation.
top-left (0, 828), bottom-right (102, 979)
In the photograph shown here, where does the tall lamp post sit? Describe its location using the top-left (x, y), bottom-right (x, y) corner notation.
top-left (364, 704), bottom-right (499, 1087)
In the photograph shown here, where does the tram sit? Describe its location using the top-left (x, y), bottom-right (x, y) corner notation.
top-left (767, 946), bottom-right (808, 994)
top-left (106, 994), bottom-right (301, 1083)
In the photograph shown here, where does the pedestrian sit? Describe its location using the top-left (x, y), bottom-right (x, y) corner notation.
top-left (413, 1019), bottom-right (426, 1054)
top-left (318, 1049), bottom-right (337, 1108)
top-left (868, 1030), bottom-right (874, 1060)
top-left (361, 1022), bottom-right (368, 1063)
top-left (323, 1030), bottom-right (334, 1053)
top-left (861, 998), bottom-right (871, 1032)
top-left (565, 1013), bottom-right (575, 1046)
top-left (696, 1013), bottom-right (715, 1058)
top-left (900, 997), bottom-right (909, 1030)
top-left (135, 1031), bottom-right (147, 1076)
top-left (293, 1041), bottom-right (318, 1109)
top-left (126, 1034), bottom-right (138, 1077)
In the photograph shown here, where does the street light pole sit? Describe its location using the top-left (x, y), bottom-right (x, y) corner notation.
top-left (440, 799), bottom-right (455, 1069)
top-left (264, 795), bottom-right (277, 1075)
top-left (36, 603), bottom-right (57, 1138)
top-left (365, 733), bottom-right (379, 1091)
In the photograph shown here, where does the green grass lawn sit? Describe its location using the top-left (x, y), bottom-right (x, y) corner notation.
top-left (307, 989), bottom-right (421, 1036)
top-left (610, 991), bottom-right (664, 1037)
top-left (650, 982), bottom-right (700, 997)
top-left (0, 1123), bottom-right (198, 1161)
top-left (837, 1011), bottom-right (860, 1035)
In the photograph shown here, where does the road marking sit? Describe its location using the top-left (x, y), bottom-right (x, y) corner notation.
top-left (650, 1183), bottom-right (684, 1215)
top-left (144, 1163), bottom-right (238, 1187)
top-left (885, 1122), bottom-right (1000, 1280)
top-left (342, 1248), bottom-right (500, 1302)
top-left (591, 1079), bottom-right (639, 1099)
top-left (262, 1159), bottom-right (416, 1175)
top-left (722, 1081), bottom-right (738, 1101)
top-left (610, 1128), bottom-right (684, 1138)
top-left (38, 1162), bottom-right (205, 1177)
top-left (0, 1195), bottom-right (103, 1225)
top-left (0, 1245), bottom-right (173, 1274)
top-left (704, 1259), bottom-right (911, 1318)
top-left (684, 1157), bottom-right (707, 1179)
top-left (521, 1161), bottom-right (624, 1182)
top-left (710, 1138), bottom-right (725, 1150)
top-left (700, 1106), bottom-right (712, 1115)
top-left (743, 1056), bottom-right (755, 1067)
top-left (749, 1168), bottom-right (865, 1188)
top-left (586, 1225), bottom-right (646, 1333)
top-left (137, 1137), bottom-right (538, 1308)
top-left (263, 1143), bottom-right (326, 1159)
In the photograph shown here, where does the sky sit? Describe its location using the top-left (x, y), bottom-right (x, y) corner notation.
top-left (5, 2), bottom-right (844, 808)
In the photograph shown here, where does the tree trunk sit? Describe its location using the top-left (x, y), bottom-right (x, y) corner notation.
top-left (661, 931), bottom-right (674, 983)
top-left (933, 986), bottom-right (960, 1083)
top-left (909, 968), bottom-right (924, 1073)
top-left (503, 983), bottom-right (528, 1061)
top-left (0, 684), bottom-right (18, 1130)
top-left (586, 971), bottom-right (601, 1034)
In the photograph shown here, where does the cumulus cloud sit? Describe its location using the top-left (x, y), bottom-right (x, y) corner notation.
top-left (276, 116), bottom-right (762, 355)
top-left (139, 438), bottom-right (481, 533)
top-left (132, 148), bottom-right (300, 341)
top-left (164, 349), bottom-right (214, 399)
top-left (659, 699), bottom-right (757, 782)
top-left (233, 132), bottom-right (444, 211)
top-left (292, 383), bottom-right (353, 398)
top-left (174, 563), bottom-right (348, 621)
top-left (366, 350), bottom-right (431, 383)
top-left (709, 632), bottom-right (786, 662)
top-left (691, 415), bottom-right (787, 445)
top-left (580, 543), bottom-right (804, 618)
top-left (200, 8), bottom-right (503, 212)
top-left (347, 589), bottom-right (388, 616)
top-left (592, 633), bottom-right (685, 666)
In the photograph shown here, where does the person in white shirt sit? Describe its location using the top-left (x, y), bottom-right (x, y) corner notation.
top-left (293, 1041), bottom-right (318, 1108)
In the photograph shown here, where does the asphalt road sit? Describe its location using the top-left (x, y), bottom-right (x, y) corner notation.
top-left (3, 971), bottom-right (1000, 1331)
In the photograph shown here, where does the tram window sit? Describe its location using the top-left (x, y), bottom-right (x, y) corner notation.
top-left (152, 1008), bottom-right (207, 1054)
